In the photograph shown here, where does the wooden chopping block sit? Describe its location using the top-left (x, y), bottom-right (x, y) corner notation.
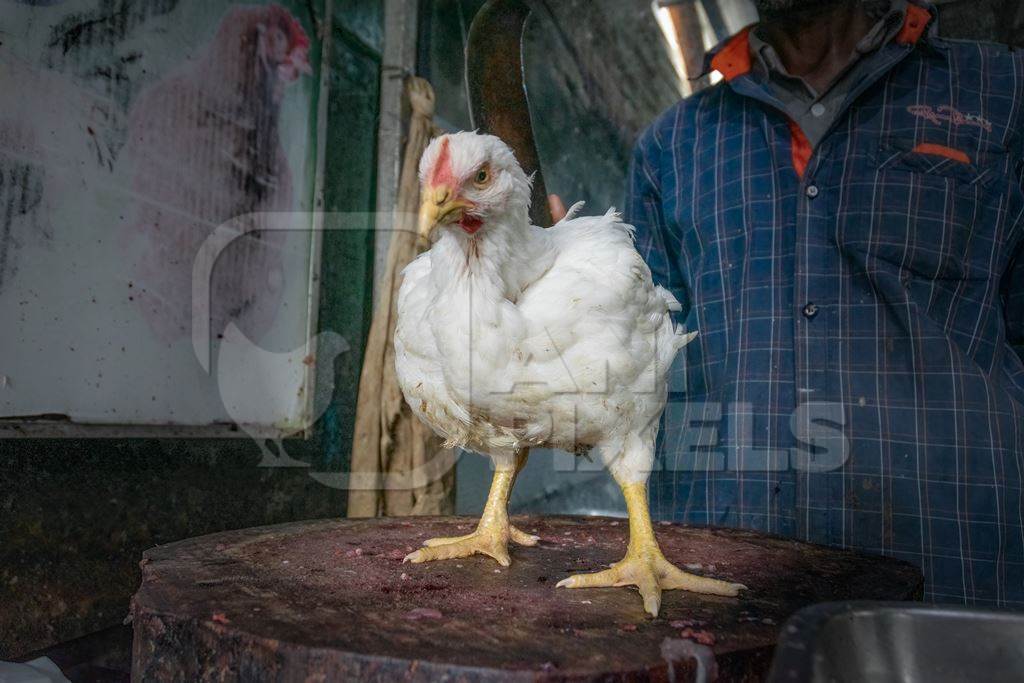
top-left (131, 516), bottom-right (922, 681)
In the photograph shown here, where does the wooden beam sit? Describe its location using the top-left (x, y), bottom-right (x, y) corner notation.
top-left (372, 0), bottom-right (419, 309)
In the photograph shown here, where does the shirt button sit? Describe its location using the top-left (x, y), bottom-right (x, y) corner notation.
top-left (803, 302), bottom-right (819, 319)
top-left (811, 103), bottom-right (826, 117)
top-left (805, 184), bottom-right (820, 199)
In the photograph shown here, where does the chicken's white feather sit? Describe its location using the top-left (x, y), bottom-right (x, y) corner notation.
top-left (395, 132), bottom-right (695, 483)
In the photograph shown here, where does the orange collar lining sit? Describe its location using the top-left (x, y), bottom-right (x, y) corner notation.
top-left (896, 3), bottom-right (931, 45)
top-left (710, 26), bottom-right (753, 81)
top-left (711, 4), bottom-right (932, 82)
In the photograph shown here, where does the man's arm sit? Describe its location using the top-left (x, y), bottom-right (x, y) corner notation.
top-left (626, 128), bottom-right (689, 316)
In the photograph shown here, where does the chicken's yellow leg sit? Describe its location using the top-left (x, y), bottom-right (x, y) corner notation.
top-left (557, 482), bottom-right (746, 617)
top-left (403, 452), bottom-right (538, 567)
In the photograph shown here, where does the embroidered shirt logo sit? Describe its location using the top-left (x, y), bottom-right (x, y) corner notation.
top-left (908, 105), bottom-right (992, 133)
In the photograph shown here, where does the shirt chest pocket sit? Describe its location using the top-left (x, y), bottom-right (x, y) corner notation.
top-left (841, 137), bottom-right (1008, 282)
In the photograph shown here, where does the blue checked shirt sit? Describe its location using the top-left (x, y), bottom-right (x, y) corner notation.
top-left (629, 1), bottom-right (1024, 606)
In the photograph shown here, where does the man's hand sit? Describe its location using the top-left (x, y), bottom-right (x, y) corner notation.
top-left (549, 194), bottom-right (567, 223)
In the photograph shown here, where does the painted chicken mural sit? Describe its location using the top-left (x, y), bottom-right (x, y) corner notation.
top-left (120, 3), bottom-right (312, 342)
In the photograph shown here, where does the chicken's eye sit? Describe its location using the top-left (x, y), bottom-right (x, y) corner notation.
top-left (474, 167), bottom-right (490, 186)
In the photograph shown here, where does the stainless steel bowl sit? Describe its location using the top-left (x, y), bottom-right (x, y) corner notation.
top-left (767, 601), bottom-right (1024, 682)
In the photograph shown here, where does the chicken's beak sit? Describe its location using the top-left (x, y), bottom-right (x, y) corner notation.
top-left (418, 185), bottom-right (473, 240)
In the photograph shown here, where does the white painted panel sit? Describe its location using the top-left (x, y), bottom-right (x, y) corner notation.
top-left (0, 0), bottom-right (325, 434)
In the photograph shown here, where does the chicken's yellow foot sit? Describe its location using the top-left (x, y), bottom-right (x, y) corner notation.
top-left (421, 524), bottom-right (540, 549)
top-left (403, 458), bottom-right (537, 567)
top-left (556, 482), bottom-right (746, 617)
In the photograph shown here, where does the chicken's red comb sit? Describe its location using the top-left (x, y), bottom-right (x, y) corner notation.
top-left (267, 3), bottom-right (310, 50)
top-left (430, 137), bottom-right (455, 188)
top-left (288, 18), bottom-right (310, 50)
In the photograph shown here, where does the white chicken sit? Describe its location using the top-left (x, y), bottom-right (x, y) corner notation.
top-left (395, 132), bottom-right (745, 616)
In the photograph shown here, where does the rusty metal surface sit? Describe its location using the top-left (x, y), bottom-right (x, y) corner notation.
top-left (466, 0), bottom-right (553, 228)
top-left (131, 516), bottom-right (922, 682)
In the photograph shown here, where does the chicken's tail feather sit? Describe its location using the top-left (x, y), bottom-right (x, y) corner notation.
top-left (674, 327), bottom-right (699, 351)
top-left (602, 207), bottom-right (636, 237)
top-left (562, 201), bottom-right (586, 222)
top-left (656, 285), bottom-right (682, 312)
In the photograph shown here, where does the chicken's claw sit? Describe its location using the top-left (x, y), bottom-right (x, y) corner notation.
top-left (509, 525), bottom-right (541, 546)
top-left (421, 523), bottom-right (538, 549)
top-left (557, 553), bottom-right (746, 618)
top-left (403, 526), bottom-right (516, 567)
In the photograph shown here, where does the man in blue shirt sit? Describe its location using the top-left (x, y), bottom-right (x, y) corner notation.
top-left (623, 0), bottom-right (1024, 606)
